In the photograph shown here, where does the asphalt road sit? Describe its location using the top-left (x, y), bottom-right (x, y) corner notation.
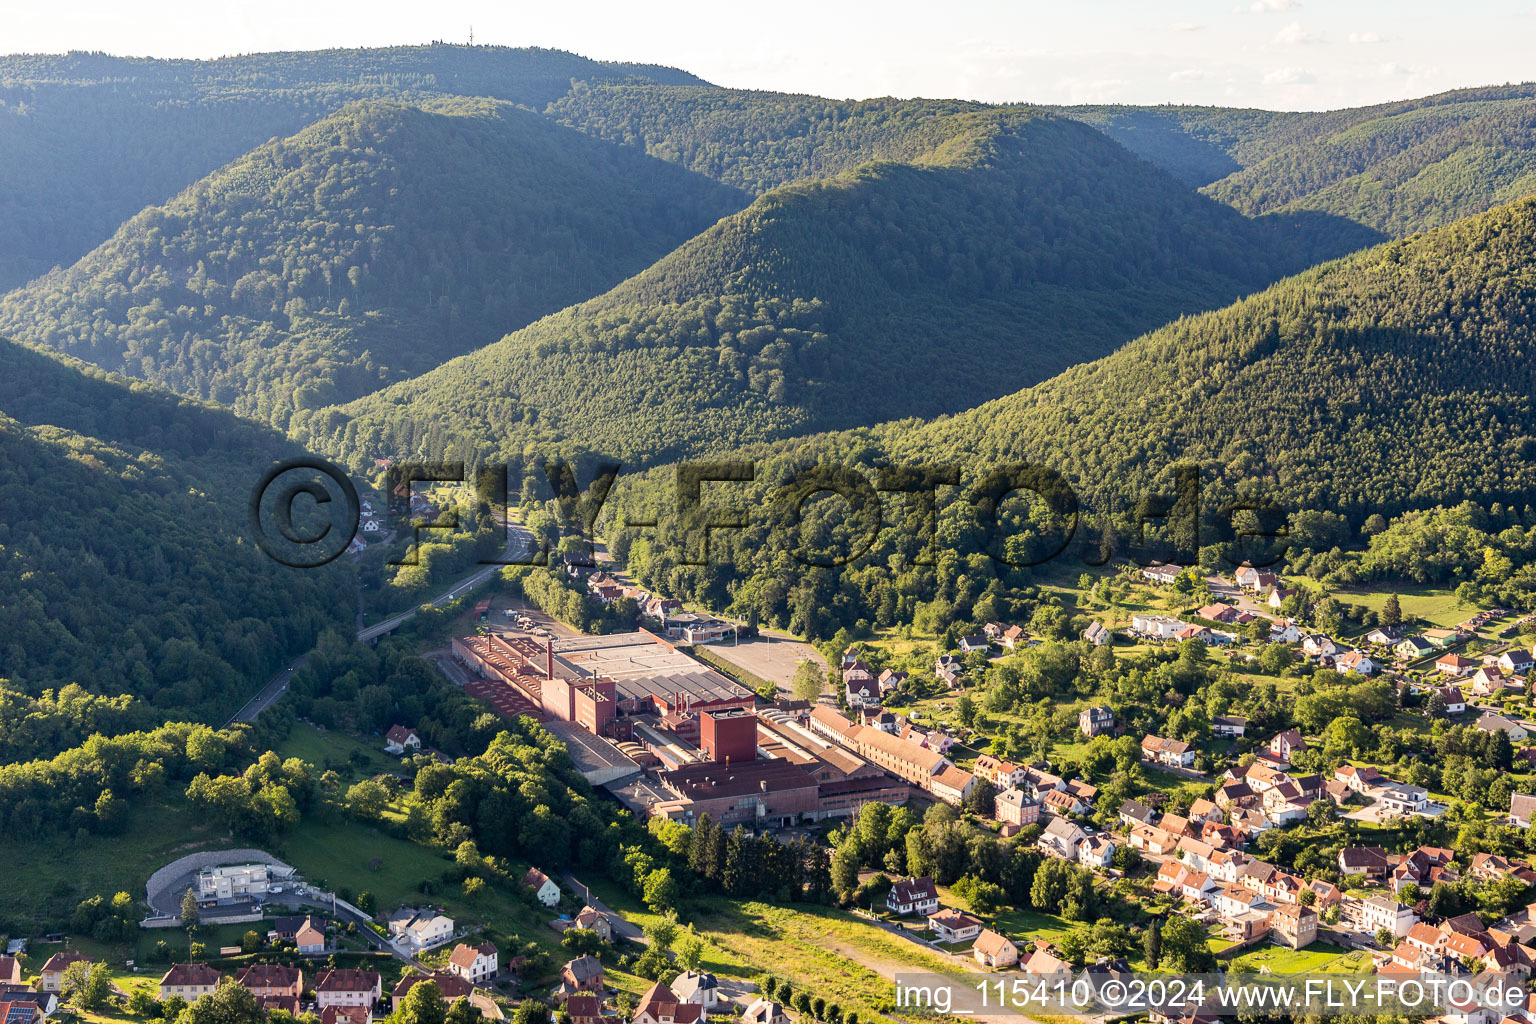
top-left (226, 523), bottom-right (536, 725)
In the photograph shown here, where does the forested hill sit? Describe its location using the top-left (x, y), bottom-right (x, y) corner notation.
top-left (548, 84), bottom-right (1002, 195)
top-left (867, 192), bottom-right (1536, 517)
top-left (0, 44), bottom-right (707, 290)
top-left (1202, 89), bottom-right (1536, 237)
top-left (0, 97), bottom-right (746, 427)
top-left (1061, 84), bottom-right (1536, 202)
top-left (0, 336), bottom-right (350, 723)
top-left (302, 110), bottom-right (1359, 472)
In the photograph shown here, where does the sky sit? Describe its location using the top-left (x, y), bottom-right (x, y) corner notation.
top-left (3, 0), bottom-right (1534, 110)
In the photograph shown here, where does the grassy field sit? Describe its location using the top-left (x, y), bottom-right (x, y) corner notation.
top-left (1230, 940), bottom-right (1364, 973)
top-left (1, 801), bottom-right (225, 931)
top-left (276, 723), bottom-right (405, 783)
top-left (581, 875), bottom-right (956, 1019)
top-left (984, 907), bottom-right (1078, 947)
top-left (270, 817), bottom-right (561, 953)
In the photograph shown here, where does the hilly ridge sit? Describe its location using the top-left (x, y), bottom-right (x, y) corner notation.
top-left (0, 44), bottom-right (709, 290)
top-left (860, 191), bottom-right (1536, 516)
top-left (303, 110), bottom-right (1357, 471)
top-left (0, 97), bottom-right (746, 427)
top-left (0, 335), bottom-right (351, 720)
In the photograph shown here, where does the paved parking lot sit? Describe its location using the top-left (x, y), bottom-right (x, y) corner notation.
top-left (705, 634), bottom-right (826, 692)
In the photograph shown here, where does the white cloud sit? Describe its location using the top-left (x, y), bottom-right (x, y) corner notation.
top-left (1273, 21), bottom-right (1322, 45)
top-left (1236, 0), bottom-right (1301, 13)
top-left (1168, 68), bottom-right (1215, 82)
top-left (1263, 66), bottom-right (1317, 85)
top-left (1348, 31), bottom-right (1386, 44)
top-left (1169, 22), bottom-right (1204, 32)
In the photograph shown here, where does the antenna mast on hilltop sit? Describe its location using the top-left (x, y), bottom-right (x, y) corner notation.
top-left (468, 25), bottom-right (475, 45)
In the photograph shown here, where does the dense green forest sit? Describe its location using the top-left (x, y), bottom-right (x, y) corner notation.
top-left (549, 80), bottom-right (1536, 241)
top-left (0, 45), bottom-right (707, 291)
top-left (597, 193), bottom-right (1536, 638)
top-left (301, 111), bottom-right (1352, 471)
top-left (0, 335), bottom-right (350, 722)
top-left (0, 97), bottom-right (745, 426)
top-left (1196, 87), bottom-right (1536, 236)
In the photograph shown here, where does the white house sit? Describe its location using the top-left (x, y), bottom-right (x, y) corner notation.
top-left (927, 908), bottom-right (984, 944)
top-left (1378, 783), bottom-right (1430, 816)
top-left (1359, 896), bottom-right (1417, 938)
top-left (887, 876), bottom-right (940, 916)
top-left (1335, 651), bottom-right (1376, 676)
top-left (384, 725), bottom-right (421, 755)
top-left (197, 863), bottom-right (273, 900)
top-left (447, 942), bottom-right (498, 984)
top-left (523, 868), bottom-right (561, 907)
top-left (387, 909), bottom-right (454, 953)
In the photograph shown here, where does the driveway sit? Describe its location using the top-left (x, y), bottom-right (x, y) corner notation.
top-left (559, 873), bottom-right (644, 942)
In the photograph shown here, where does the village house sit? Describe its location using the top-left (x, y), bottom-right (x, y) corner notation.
top-left (886, 876), bottom-right (940, 917)
top-left (1335, 650), bottom-right (1377, 675)
top-left (1510, 793), bottom-right (1536, 829)
top-left (957, 634), bottom-right (990, 654)
top-left (1472, 666), bottom-right (1520, 696)
top-left (558, 956), bottom-right (605, 996)
top-left (1001, 625), bottom-right (1036, 649)
top-left (1365, 626), bottom-right (1403, 646)
top-left (523, 869), bottom-right (561, 907)
top-left (1268, 730), bottom-right (1307, 762)
top-left (1083, 621), bottom-right (1110, 647)
top-left (973, 929), bottom-right (1019, 968)
top-left (671, 971), bottom-right (721, 1013)
top-left (384, 725), bottom-right (421, 754)
top-left (386, 908), bottom-right (454, 953)
top-left (1334, 764), bottom-right (1383, 793)
top-left (1212, 715), bottom-right (1247, 738)
top-left (1396, 636), bottom-right (1435, 660)
top-left (1142, 562), bottom-right (1183, 585)
top-left (1379, 782), bottom-right (1432, 816)
top-left (1476, 712), bottom-right (1530, 742)
top-left (1141, 734), bottom-right (1194, 768)
top-left (1500, 649), bottom-right (1535, 675)
top-left (1269, 621), bottom-right (1302, 644)
top-left (1079, 705), bottom-right (1115, 737)
top-left (392, 972), bottom-right (472, 1012)
top-left (571, 907), bottom-right (613, 943)
top-left (632, 981), bottom-right (703, 1024)
top-left (742, 999), bottom-right (790, 1024)
top-left (1302, 634), bottom-right (1340, 658)
top-left (159, 964), bottom-right (221, 1002)
top-left (994, 789), bottom-right (1040, 827)
top-left (1360, 896), bottom-right (1418, 938)
top-left (1119, 799), bottom-right (1157, 828)
top-left (1432, 685), bottom-right (1467, 714)
top-left (1216, 779), bottom-right (1258, 810)
top-left (1438, 653), bottom-right (1478, 678)
top-left (446, 942), bottom-right (499, 985)
top-left (1040, 818), bottom-right (1087, 861)
top-left (973, 754), bottom-right (1026, 789)
top-left (927, 908), bottom-right (984, 944)
top-left (315, 970), bottom-right (383, 1010)
top-left (39, 954), bottom-right (90, 993)
top-left (1128, 824), bottom-right (1180, 856)
top-left (1270, 903), bottom-right (1318, 949)
top-left (1338, 846), bottom-right (1391, 881)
